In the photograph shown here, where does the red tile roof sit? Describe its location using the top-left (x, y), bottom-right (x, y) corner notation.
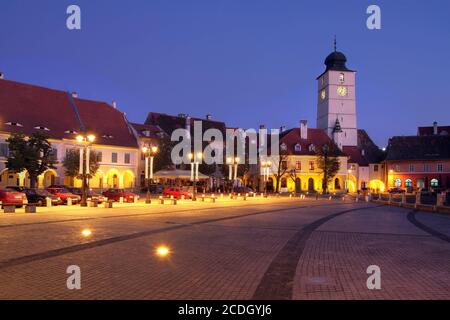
top-left (0, 79), bottom-right (138, 148)
top-left (342, 146), bottom-right (369, 166)
top-left (130, 122), bottom-right (165, 139)
top-left (418, 125), bottom-right (450, 136)
top-left (277, 128), bottom-right (345, 156)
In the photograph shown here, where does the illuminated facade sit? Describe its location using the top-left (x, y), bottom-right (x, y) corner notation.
top-left (0, 77), bottom-right (140, 190)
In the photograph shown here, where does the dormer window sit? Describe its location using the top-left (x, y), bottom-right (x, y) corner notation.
top-left (309, 144), bottom-right (315, 152)
top-left (65, 130), bottom-right (78, 134)
top-left (34, 126), bottom-right (50, 131)
top-left (280, 143), bottom-right (287, 151)
top-left (294, 144), bottom-right (301, 152)
top-left (142, 130), bottom-right (151, 137)
top-left (102, 134), bottom-right (114, 139)
top-left (5, 122), bottom-right (23, 127)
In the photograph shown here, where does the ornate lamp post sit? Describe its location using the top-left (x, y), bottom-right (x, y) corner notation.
top-left (226, 156), bottom-right (240, 192)
top-left (346, 168), bottom-right (352, 193)
top-left (76, 133), bottom-right (96, 207)
top-left (142, 145), bottom-right (158, 204)
top-left (189, 152), bottom-right (203, 201)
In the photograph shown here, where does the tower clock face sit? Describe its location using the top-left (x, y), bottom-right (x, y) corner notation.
top-left (320, 89), bottom-right (326, 100)
top-left (337, 86), bottom-right (348, 97)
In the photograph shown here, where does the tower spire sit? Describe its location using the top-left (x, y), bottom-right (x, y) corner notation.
top-left (334, 35), bottom-right (337, 52)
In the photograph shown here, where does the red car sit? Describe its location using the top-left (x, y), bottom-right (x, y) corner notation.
top-left (46, 187), bottom-right (81, 204)
top-left (0, 188), bottom-right (27, 208)
top-left (163, 187), bottom-right (192, 199)
top-left (102, 189), bottom-right (138, 202)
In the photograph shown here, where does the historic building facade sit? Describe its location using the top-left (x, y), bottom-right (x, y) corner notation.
top-left (0, 77), bottom-right (141, 190)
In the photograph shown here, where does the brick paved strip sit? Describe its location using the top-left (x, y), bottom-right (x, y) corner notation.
top-left (407, 211), bottom-right (450, 243)
top-left (0, 200), bottom-right (338, 230)
top-left (0, 203), bottom-right (329, 271)
top-left (252, 205), bottom-right (384, 300)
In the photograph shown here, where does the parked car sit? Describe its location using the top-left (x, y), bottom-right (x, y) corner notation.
top-left (102, 189), bottom-right (138, 202)
top-left (46, 187), bottom-right (81, 204)
top-left (23, 188), bottom-right (62, 206)
top-left (388, 187), bottom-right (405, 194)
top-left (163, 187), bottom-right (192, 199)
top-left (66, 187), bottom-right (108, 203)
top-left (0, 188), bottom-right (27, 208)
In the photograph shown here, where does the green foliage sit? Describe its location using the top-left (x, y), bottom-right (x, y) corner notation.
top-left (317, 142), bottom-right (341, 194)
top-left (153, 136), bottom-right (176, 172)
top-left (6, 132), bottom-right (56, 188)
top-left (63, 149), bottom-right (99, 179)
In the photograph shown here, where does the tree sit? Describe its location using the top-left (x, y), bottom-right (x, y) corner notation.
top-left (154, 136), bottom-right (176, 172)
top-left (62, 149), bottom-right (100, 181)
top-left (288, 169), bottom-right (300, 193)
top-left (5, 132), bottom-right (57, 188)
top-left (317, 142), bottom-right (341, 194)
top-left (272, 150), bottom-right (289, 193)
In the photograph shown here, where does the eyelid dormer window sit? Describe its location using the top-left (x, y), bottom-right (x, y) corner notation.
top-left (102, 134), bottom-right (114, 139)
top-left (65, 130), bottom-right (78, 134)
top-left (34, 126), bottom-right (50, 131)
top-left (5, 122), bottom-right (23, 127)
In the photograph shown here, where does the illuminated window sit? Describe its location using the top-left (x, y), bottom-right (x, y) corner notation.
top-left (309, 161), bottom-right (315, 171)
top-left (96, 152), bottom-right (103, 163)
top-left (405, 179), bottom-right (412, 187)
top-left (295, 161), bottom-right (301, 170)
top-left (124, 153), bottom-right (131, 164)
top-left (431, 179), bottom-right (439, 187)
top-left (394, 178), bottom-right (402, 187)
top-left (112, 153), bottom-right (118, 163)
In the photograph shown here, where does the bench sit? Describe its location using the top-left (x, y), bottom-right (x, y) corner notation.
top-left (201, 195), bottom-right (216, 203)
top-left (159, 197), bottom-right (177, 205)
top-left (25, 203), bottom-right (38, 213)
top-left (2, 203), bottom-right (16, 213)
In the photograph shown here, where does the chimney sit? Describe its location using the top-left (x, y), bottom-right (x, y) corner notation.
top-left (280, 125), bottom-right (286, 133)
top-left (300, 120), bottom-right (308, 140)
top-left (112, 101), bottom-right (117, 109)
top-left (178, 113), bottom-right (187, 118)
top-left (206, 114), bottom-right (212, 120)
top-left (185, 116), bottom-right (192, 133)
top-left (433, 121), bottom-right (438, 135)
top-left (71, 92), bottom-right (78, 98)
top-left (259, 124), bottom-right (265, 130)
top-left (0, 72), bottom-right (4, 80)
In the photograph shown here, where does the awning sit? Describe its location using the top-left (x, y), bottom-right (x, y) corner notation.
top-left (154, 169), bottom-right (209, 180)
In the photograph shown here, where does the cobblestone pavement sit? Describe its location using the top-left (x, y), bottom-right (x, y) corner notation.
top-left (0, 197), bottom-right (448, 300)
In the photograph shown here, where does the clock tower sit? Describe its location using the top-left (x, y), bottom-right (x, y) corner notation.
top-left (316, 43), bottom-right (357, 149)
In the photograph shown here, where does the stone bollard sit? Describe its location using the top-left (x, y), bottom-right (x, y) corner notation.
top-left (401, 194), bottom-right (406, 205)
top-left (365, 195), bottom-right (370, 202)
top-left (181, 195), bottom-right (185, 200)
top-left (220, 193), bottom-right (224, 199)
top-left (328, 196), bottom-right (332, 201)
top-left (119, 197), bottom-right (124, 204)
top-left (355, 197), bottom-right (359, 202)
top-left (437, 193), bottom-right (444, 207)
top-left (67, 198), bottom-right (72, 206)
top-left (202, 194), bottom-right (205, 202)
top-left (134, 196), bottom-right (138, 203)
top-left (415, 192), bottom-right (421, 205)
top-left (46, 197), bottom-right (52, 207)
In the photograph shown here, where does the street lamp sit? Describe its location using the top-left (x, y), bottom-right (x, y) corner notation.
top-left (76, 133), bottom-right (96, 207)
top-left (189, 152), bottom-right (203, 201)
top-left (142, 145), bottom-right (158, 203)
top-left (227, 156), bottom-right (240, 192)
top-left (261, 160), bottom-right (272, 195)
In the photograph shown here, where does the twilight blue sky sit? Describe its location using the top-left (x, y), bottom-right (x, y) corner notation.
top-left (1, 0), bottom-right (449, 147)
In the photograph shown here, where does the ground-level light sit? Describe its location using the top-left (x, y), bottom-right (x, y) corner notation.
top-left (155, 245), bottom-right (171, 258)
